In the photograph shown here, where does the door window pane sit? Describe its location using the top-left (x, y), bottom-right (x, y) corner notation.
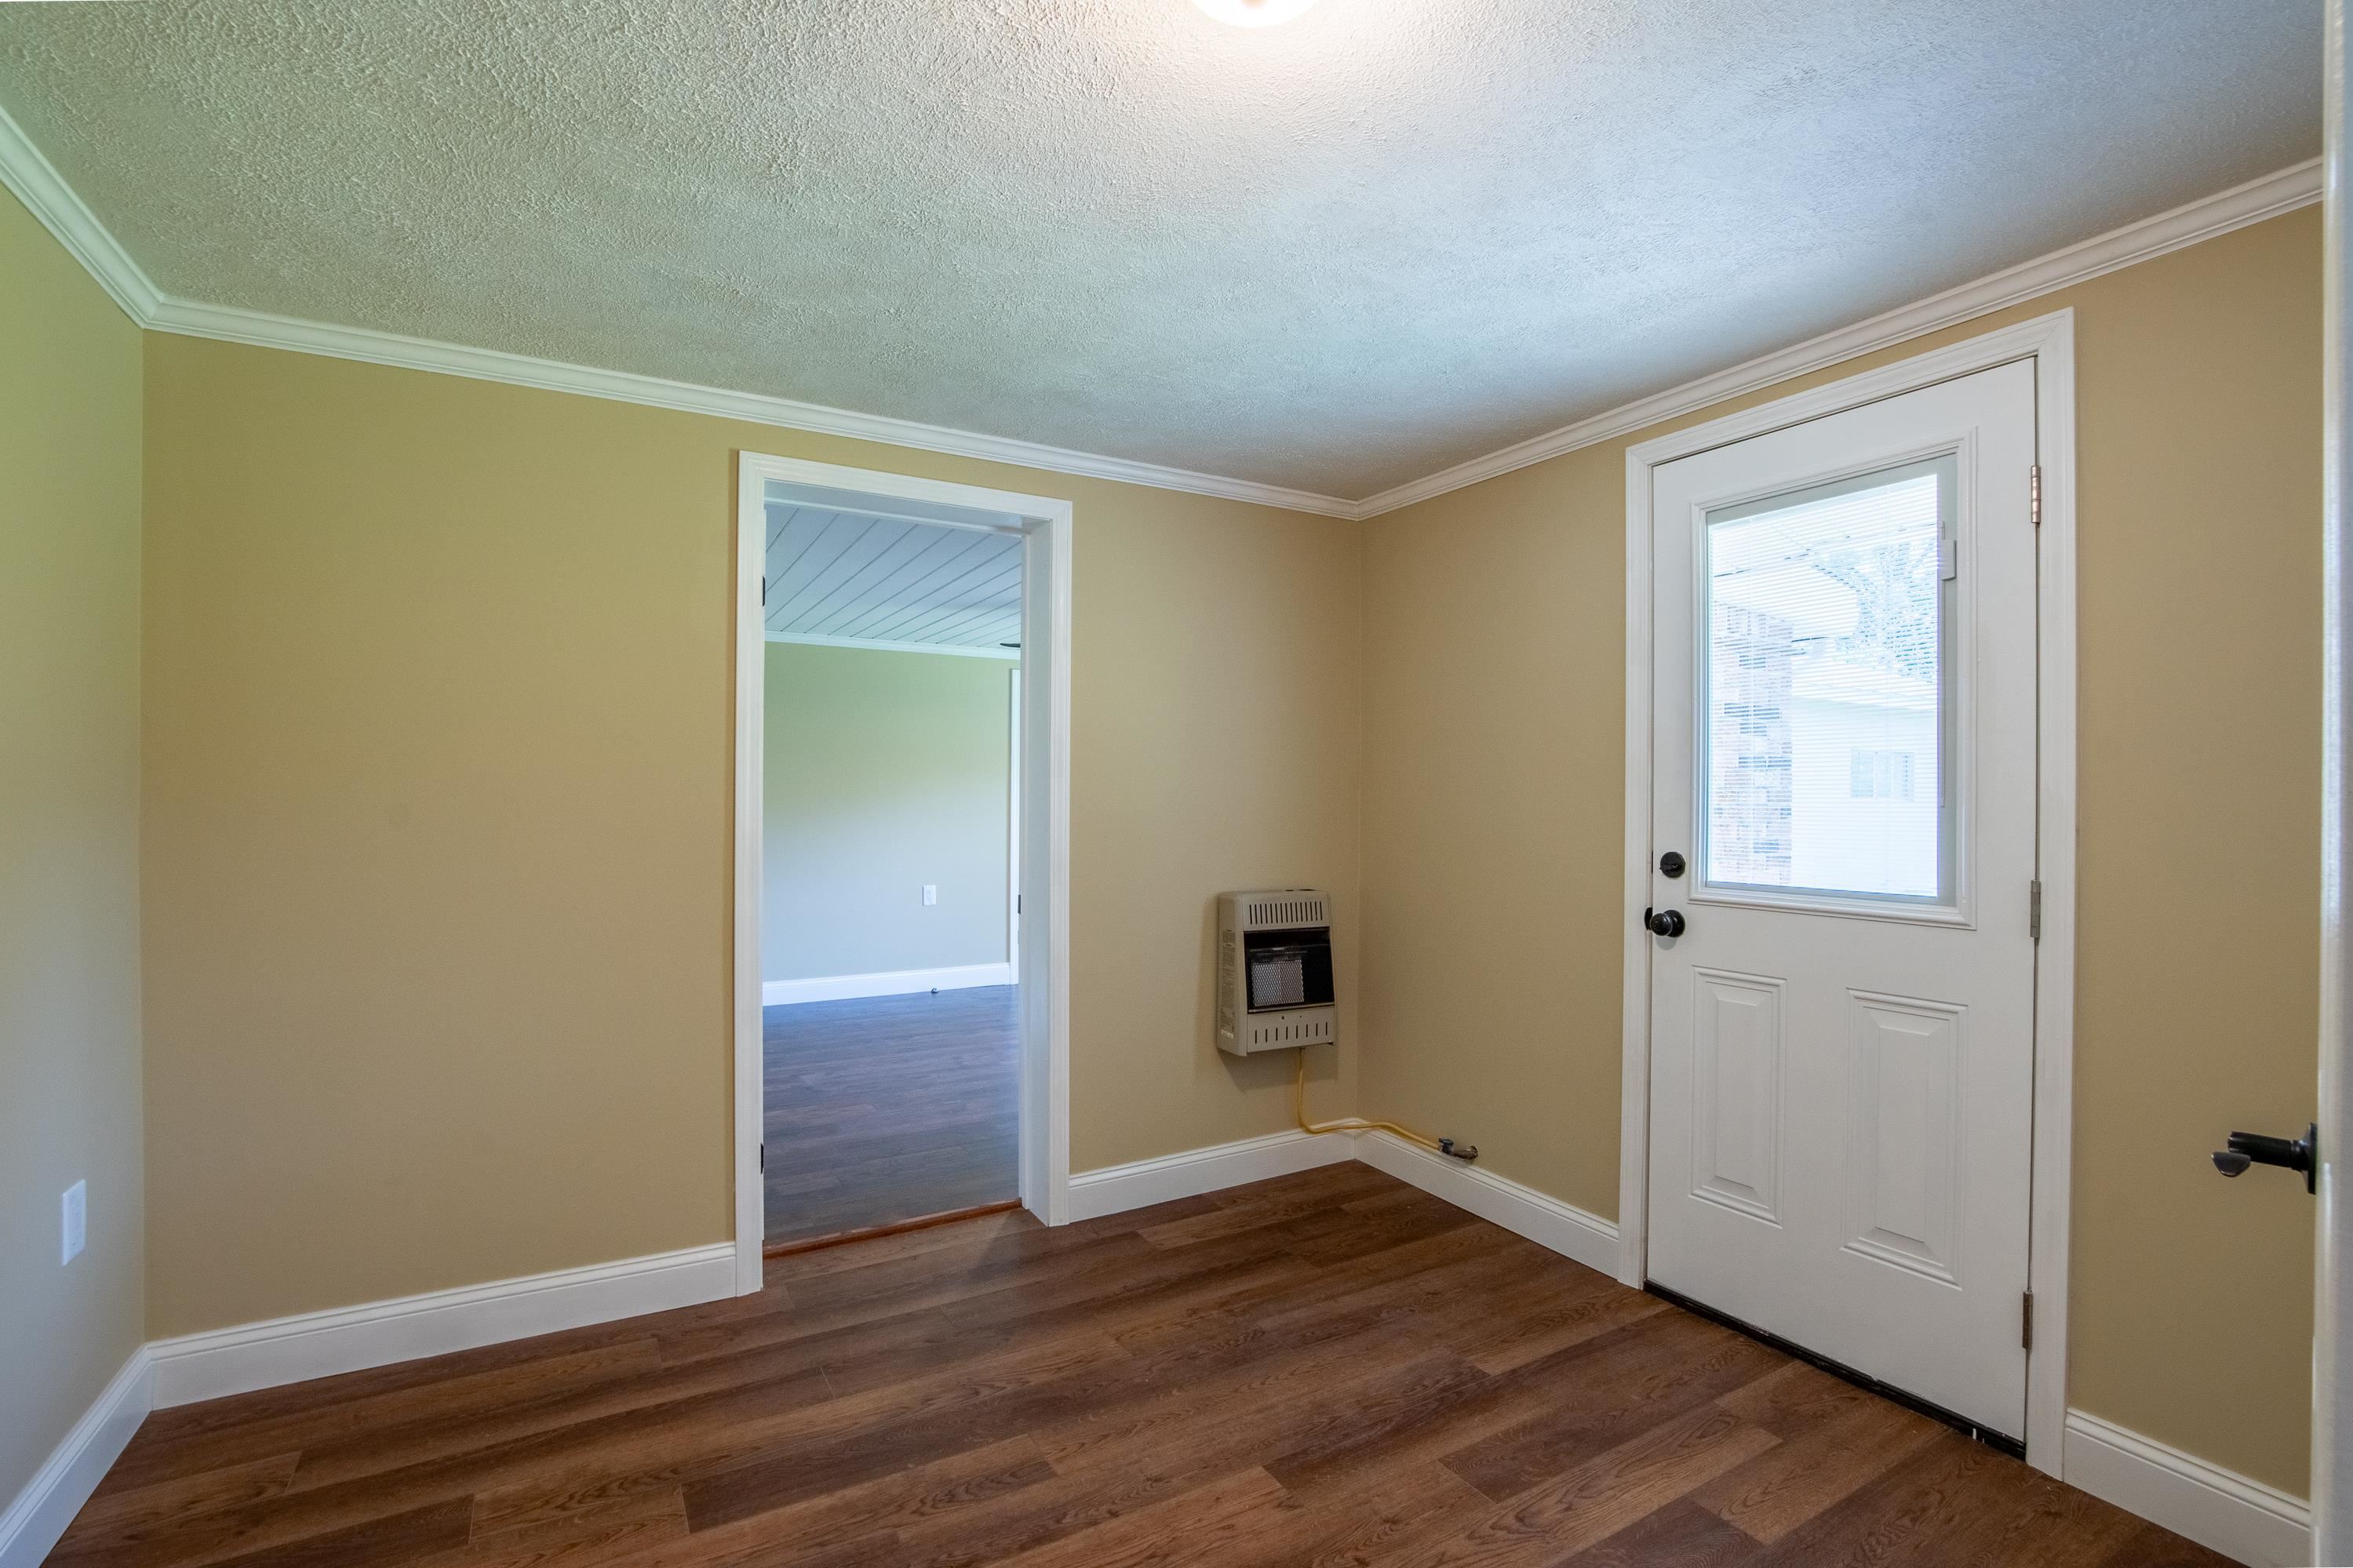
top-left (1703, 457), bottom-right (1954, 901)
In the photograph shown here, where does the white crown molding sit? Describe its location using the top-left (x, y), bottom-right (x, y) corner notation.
top-left (0, 93), bottom-right (2318, 526)
top-left (0, 1350), bottom-right (152, 1568)
top-left (1350, 156), bottom-right (2324, 518)
top-left (0, 100), bottom-right (159, 321)
top-left (765, 630), bottom-right (1021, 660)
top-left (0, 103), bottom-right (1352, 518)
top-left (140, 296), bottom-right (1362, 517)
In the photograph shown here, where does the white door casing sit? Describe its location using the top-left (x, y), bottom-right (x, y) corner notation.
top-left (1007, 667), bottom-right (1022, 972)
top-left (733, 452), bottom-right (1073, 1293)
top-left (2318, 0), bottom-right (2351, 1550)
top-left (1622, 312), bottom-right (2078, 1472)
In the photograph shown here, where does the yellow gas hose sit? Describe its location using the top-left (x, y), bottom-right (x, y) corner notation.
top-left (1292, 1051), bottom-right (1471, 1159)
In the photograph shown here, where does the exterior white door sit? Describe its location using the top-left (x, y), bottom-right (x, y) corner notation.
top-left (1645, 358), bottom-right (2040, 1439)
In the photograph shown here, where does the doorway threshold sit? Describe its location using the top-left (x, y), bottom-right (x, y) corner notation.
top-left (763, 1198), bottom-right (1024, 1260)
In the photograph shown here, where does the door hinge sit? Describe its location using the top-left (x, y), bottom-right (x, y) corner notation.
top-left (2029, 464), bottom-right (2042, 527)
top-left (2029, 879), bottom-right (2042, 942)
top-left (759, 1143), bottom-right (765, 1171)
top-left (2021, 1291), bottom-right (2034, 1350)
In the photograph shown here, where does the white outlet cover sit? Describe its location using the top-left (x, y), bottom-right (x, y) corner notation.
top-left (923, 885), bottom-right (938, 905)
top-left (62, 1180), bottom-right (86, 1265)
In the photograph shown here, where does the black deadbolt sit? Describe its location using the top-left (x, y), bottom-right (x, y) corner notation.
top-left (1659, 851), bottom-right (1687, 879)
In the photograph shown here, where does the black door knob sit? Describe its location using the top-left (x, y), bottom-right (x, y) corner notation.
top-left (2211, 1122), bottom-right (2316, 1194)
top-left (1642, 907), bottom-right (1685, 938)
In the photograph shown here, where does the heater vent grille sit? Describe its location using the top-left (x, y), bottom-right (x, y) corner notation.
top-left (1245, 895), bottom-right (1326, 927)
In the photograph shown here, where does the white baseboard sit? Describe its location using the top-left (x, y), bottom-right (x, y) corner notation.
top-left (763, 962), bottom-right (1013, 1006)
top-left (1353, 1130), bottom-right (1621, 1276)
top-left (1064, 1126), bottom-right (1621, 1277)
top-left (147, 1243), bottom-right (735, 1409)
top-left (2063, 1410), bottom-right (2310, 1567)
top-left (0, 1349), bottom-right (153, 1568)
top-left (1065, 1129), bottom-right (1358, 1222)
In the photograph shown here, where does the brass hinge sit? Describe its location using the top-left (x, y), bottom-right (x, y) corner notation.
top-left (2029, 879), bottom-right (2042, 942)
top-left (2030, 464), bottom-right (2042, 527)
top-left (2022, 1291), bottom-right (2034, 1350)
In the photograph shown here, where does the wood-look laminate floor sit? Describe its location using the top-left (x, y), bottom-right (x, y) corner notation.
top-left (764, 988), bottom-right (1018, 1246)
top-left (53, 1164), bottom-right (2231, 1568)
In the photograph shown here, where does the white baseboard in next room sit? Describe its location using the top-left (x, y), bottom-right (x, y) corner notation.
top-left (762, 962), bottom-right (1013, 1006)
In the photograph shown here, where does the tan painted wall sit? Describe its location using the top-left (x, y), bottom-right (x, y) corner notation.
top-left (0, 187), bottom-right (145, 1502)
top-left (763, 642), bottom-right (1014, 982)
top-left (140, 333), bottom-right (1360, 1337)
top-left (1359, 209), bottom-right (2322, 1493)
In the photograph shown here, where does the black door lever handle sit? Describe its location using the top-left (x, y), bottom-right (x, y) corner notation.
top-left (2211, 1123), bottom-right (2316, 1194)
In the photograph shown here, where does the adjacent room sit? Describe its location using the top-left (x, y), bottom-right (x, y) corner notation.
top-left (758, 498), bottom-right (1025, 1246)
top-left (0, 3), bottom-right (2341, 1566)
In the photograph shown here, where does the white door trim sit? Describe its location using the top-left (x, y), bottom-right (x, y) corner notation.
top-left (1619, 310), bottom-right (2078, 1475)
top-left (734, 452), bottom-right (1073, 1293)
top-left (2318, 1), bottom-right (2351, 1552)
top-left (1008, 665), bottom-right (1022, 973)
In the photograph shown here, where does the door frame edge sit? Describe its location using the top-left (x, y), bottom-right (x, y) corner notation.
top-left (1614, 309), bottom-right (2078, 1477)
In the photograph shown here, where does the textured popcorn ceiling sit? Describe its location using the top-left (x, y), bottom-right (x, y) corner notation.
top-left (0, 1), bottom-right (2320, 499)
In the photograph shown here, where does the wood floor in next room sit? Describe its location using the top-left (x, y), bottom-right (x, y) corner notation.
top-left (764, 986), bottom-right (1018, 1246)
top-left (53, 1163), bottom-right (2225, 1568)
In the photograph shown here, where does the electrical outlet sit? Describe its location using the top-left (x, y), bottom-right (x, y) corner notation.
top-left (923, 884), bottom-right (938, 906)
top-left (62, 1181), bottom-right (86, 1265)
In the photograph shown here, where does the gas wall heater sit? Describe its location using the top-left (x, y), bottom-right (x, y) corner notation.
top-left (1217, 890), bottom-right (1336, 1056)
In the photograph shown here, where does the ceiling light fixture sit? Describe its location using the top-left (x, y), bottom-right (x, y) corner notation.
top-left (1190, 0), bottom-right (1321, 27)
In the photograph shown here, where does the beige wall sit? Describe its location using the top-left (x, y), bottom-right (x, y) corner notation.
top-left (0, 187), bottom-right (145, 1501)
top-left (35, 155), bottom-right (2304, 1507)
top-left (763, 642), bottom-right (1014, 982)
top-left (140, 333), bottom-right (1360, 1336)
top-left (1359, 208), bottom-right (2322, 1493)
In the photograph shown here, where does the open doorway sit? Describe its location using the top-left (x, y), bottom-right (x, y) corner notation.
top-left (759, 519), bottom-right (1021, 1245)
top-left (732, 455), bottom-right (1071, 1286)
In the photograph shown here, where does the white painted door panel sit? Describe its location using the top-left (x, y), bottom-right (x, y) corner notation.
top-left (1646, 359), bottom-right (2038, 1439)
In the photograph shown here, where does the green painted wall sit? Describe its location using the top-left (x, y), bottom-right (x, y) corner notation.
top-left (763, 643), bottom-right (1015, 983)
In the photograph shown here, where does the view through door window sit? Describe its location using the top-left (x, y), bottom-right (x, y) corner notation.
top-left (1702, 457), bottom-right (1954, 901)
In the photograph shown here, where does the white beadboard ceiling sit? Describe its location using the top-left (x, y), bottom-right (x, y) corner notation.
top-left (0, 2), bottom-right (2322, 500)
top-left (767, 506), bottom-right (1022, 655)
